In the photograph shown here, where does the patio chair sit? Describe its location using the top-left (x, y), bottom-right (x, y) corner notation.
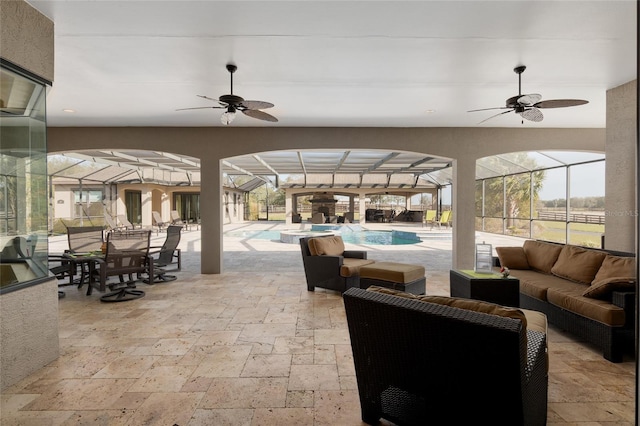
top-left (144, 225), bottom-right (182, 283)
top-left (66, 226), bottom-right (104, 254)
top-left (117, 214), bottom-right (142, 230)
top-left (170, 210), bottom-right (191, 231)
top-left (343, 287), bottom-right (548, 425)
top-left (437, 210), bottom-right (452, 228)
top-left (308, 212), bottom-right (325, 224)
top-left (92, 229), bottom-right (152, 302)
top-left (424, 209), bottom-right (437, 228)
top-left (152, 211), bottom-right (168, 234)
top-left (104, 213), bottom-right (124, 232)
top-left (299, 235), bottom-right (374, 292)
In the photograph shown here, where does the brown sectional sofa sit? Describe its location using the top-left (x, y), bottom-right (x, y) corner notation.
top-left (495, 240), bottom-right (636, 362)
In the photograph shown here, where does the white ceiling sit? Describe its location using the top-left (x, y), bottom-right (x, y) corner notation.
top-left (28, 0), bottom-right (637, 129)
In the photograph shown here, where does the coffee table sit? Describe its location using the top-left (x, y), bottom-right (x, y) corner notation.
top-left (449, 269), bottom-right (520, 307)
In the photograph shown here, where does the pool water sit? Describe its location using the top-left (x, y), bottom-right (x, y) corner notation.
top-left (225, 229), bottom-right (421, 245)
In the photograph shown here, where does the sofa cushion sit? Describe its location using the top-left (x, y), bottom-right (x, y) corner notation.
top-left (308, 236), bottom-right (345, 256)
top-left (496, 246), bottom-right (530, 270)
top-left (592, 254), bottom-right (636, 285)
top-left (513, 269), bottom-right (571, 301)
top-left (551, 245), bottom-right (606, 284)
top-left (546, 285), bottom-right (626, 326)
top-left (523, 240), bottom-right (563, 274)
top-left (340, 258), bottom-right (376, 278)
top-left (582, 277), bottom-right (636, 300)
top-left (522, 309), bottom-right (547, 335)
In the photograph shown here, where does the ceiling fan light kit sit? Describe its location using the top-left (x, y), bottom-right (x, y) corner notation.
top-left (177, 63), bottom-right (278, 125)
top-left (468, 65), bottom-right (589, 124)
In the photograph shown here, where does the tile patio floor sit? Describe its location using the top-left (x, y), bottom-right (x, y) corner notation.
top-left (0, 221), bottom-right (635, 425)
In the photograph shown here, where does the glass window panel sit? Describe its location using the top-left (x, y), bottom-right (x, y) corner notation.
top-left (506, 219), bottom-right (531, 238)
top-left (482, 217), bottom-right (504, 234)
top-left (536, 167), bottom-right (566, 221)
top-left (532, 220), bottom-right (566, 244)
top-left (569, 162), bottom-right (605, 214)
top-left (568, 223), bottom-right (604, 248)
top-left (504, 172), bottom-right (532, 219)
top-left (475, 181), bottom-right (483, 217)
top-left (483, 177), bottom-right (503, 217)
top-left (0, 65), bottom-right (49, 293)
top-left (475, 216), bottom-right (483, 232)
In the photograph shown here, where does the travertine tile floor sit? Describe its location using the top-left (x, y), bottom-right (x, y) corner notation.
top-left (1, 222), bottom-right (635, 425)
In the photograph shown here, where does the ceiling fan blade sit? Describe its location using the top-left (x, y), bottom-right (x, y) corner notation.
top-left (477, 109), bottom-right (513, 124)
top-left (533, 99), bottom-right (589, 109)
top-left (197, 94), bottom-right (225, 104)
top-left (176, 106), bottom-right (225, 111)
top-left (518, 107), bottom-right (543, 122)
top-left (467, 106), bottom-right (510, 113)
top-left (240, 100), bottom-right (275, 110)
top-left (242, 109), bottom-right (278, 122)
top-left (517, 93), bottom-right (542, 105)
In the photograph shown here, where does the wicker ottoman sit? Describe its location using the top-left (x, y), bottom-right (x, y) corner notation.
top-left (359, 261), bottom-right (426, 295)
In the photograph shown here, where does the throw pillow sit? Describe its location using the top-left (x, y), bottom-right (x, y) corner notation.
top-left (592, 255), bottom-right (636, 285)
top-left (523, 240), bottom-right (563, 274)
top-left (496, 246), bottom-right (530, 270)
top-left (550, 245), bottom-right (606, 284)
top-left (582, 277), bottom-right (636, 299)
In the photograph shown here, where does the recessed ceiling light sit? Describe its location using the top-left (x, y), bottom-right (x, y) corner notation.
top-left (62, 109), bottom-right (76, 113)
top-left (425, 109), bottom-right (436, 114)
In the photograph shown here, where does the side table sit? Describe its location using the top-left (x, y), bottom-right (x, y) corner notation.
top-left (449, 269), bottom-right (520, 307)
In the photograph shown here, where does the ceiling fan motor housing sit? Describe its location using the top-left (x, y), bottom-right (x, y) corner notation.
top-left (219, 94), bottom-right (245, 106)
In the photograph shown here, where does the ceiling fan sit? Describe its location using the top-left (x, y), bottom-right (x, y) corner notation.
top-left (177, 64), bottom-right (278, 125)
top-left (468, 65), bottom-right (588, 124)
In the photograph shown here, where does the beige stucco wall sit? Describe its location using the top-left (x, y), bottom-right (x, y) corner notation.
top-left (0, 0), bottom-right (54, 83)
top-left (0, 0), bottom-right (57, 391)
top-left (605, 80), bottom-right (637, 253)
top-left (48, 126), bottom-right (608, 273)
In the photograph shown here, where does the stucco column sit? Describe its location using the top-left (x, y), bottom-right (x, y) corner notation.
top-left (285, 193), bottom-right (293, 225)
top-left (359, 193), bottom-right (366, 224)
top-left (452, 157), bottom-right (476, 269)
top-left (201, 158), bottom-right (222, 273)
top-left (605, 80), bottom-right (637, 252)
top-left (141, 186), bottom-right (153, 227)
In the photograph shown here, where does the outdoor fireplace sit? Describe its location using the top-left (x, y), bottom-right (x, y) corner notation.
top-left (309, 193), bottom-right (338, 217)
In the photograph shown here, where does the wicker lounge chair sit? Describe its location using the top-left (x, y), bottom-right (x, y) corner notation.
top-left (343, 287), bottom-right (548, 426)
top-left (299, 235), bottom-right (373, 292)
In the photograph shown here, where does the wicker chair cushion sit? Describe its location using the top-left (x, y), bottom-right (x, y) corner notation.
top-left (496, 246), bottom-right (530, 270)
top-left (366, 286), bottom-right (529, 329)
top-left (417, 295), bottom-right (528, 330)
top-left (551, 245), bottom-right (607, 284)
top-left (523, 240), bottom-right (562, 273)
top-left (592, 254), bottom-right (636, 285)
top-left (582, 277), bottom-right (636, 300)
top-left (308, 236), bottom-right (345, 256)
top-left (340, 258), bottom-right (375, 277)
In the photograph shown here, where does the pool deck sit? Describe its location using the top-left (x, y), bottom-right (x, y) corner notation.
top-left (49, 220), bottom-right (527, 298)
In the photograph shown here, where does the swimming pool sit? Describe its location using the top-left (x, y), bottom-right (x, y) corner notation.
top-left (224, 229), bottom-right (421, 245)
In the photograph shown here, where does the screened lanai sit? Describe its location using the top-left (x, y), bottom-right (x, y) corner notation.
top-left (475, 150), bottom-right (606, 247)
top-left (46, 148), bottom-right (606, 242)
